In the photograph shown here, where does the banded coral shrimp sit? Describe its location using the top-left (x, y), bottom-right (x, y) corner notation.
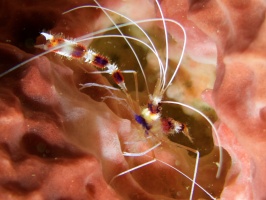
top-left (0, 0), bottom-right (229, 199)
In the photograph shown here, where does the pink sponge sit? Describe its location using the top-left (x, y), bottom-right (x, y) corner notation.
top-left (0, 43), bottom-right (122, 199)
top-left (162, 0), bottom-right (266, 199)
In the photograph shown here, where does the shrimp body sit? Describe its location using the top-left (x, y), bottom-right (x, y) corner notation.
top-left (36, 32), bottom-right (190, 143)
top-left (36, 32), bottom-right (128, 93)
top-left (37, 32), bottom-right (87, 59)
top-left (136, 102), bottom-right (192, 142)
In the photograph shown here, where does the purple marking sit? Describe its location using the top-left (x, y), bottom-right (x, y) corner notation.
top-left (112, 71), bottom-right (124, 84)
top-left (135, 114), bottom-right (151, 132)
top-left (94, 55), bottom-right (109, 67)
top-left (148, 102), bottom-right (161, 114)
top-left (71, 45), bottom-right (86, 58)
